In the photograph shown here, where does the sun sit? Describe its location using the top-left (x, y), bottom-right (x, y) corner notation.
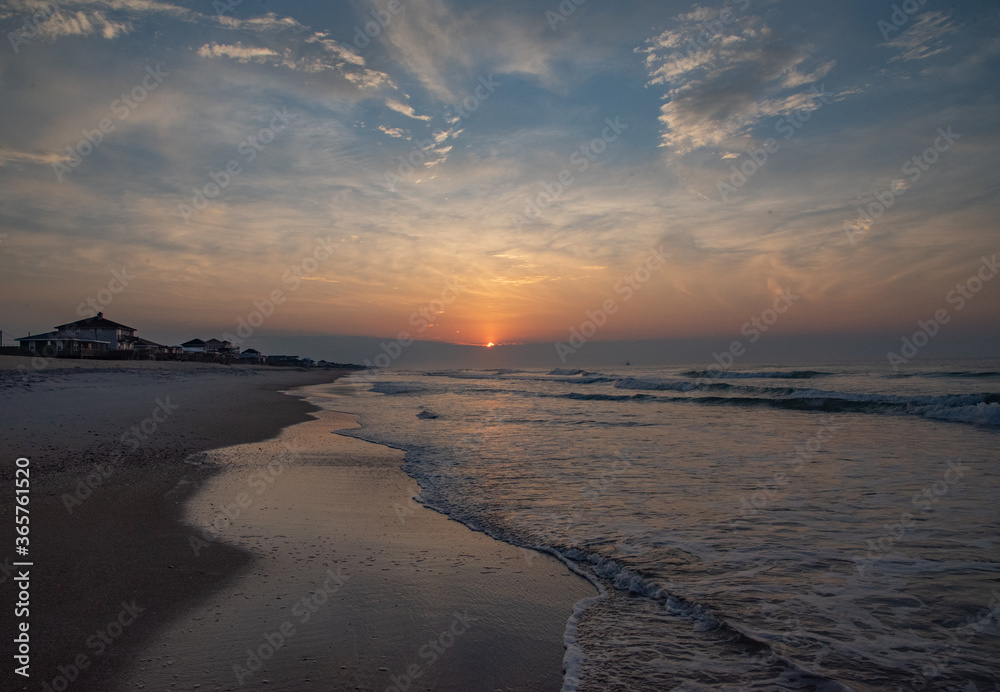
top-left (486, 342), bottom-right (495, 348)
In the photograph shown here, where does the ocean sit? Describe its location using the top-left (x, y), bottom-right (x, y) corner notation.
top-left (304, 359), bottom-right (1000, 691)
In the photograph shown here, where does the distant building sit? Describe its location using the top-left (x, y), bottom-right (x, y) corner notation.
top-left (52, 312), bottom-right (137, 351)
top-left (16, 331), bottom-right (110, 359)
top-left (239, 348), bottom-right (266, 364)
top-left (204, 338), bottom-right (238, 355)
top-left (266, 355), bottom-right (300, 366)
top-left (133, 337), bottom-right (181, 359)
top-left (180, 338), bottom-right (207, 354)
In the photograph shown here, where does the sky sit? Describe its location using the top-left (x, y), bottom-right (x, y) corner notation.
top-left (0, 0), bottom-right (998, 367)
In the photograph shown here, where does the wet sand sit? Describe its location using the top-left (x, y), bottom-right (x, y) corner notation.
top-left (0, 358), bottom-right (594, 691)
top-left (115, 406), bottom-right (595, 691)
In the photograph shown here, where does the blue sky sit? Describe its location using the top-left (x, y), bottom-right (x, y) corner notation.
top-left (0, 0), bottom-right (998, 364)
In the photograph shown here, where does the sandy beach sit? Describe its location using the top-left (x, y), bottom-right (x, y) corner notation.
top-left (0, 358), bottom-right (593, 691)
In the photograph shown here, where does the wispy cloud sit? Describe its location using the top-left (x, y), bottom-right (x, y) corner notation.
top-left (26, 8), bottom-right (131, 40)
top-left (305, 33), bottom-right (365, 67)
top-left (0, 147), bottom-right (66, 166)
top-left (6, 1), bottom-right (307, 45)
top-left (197, 42), bottom-right (279, 63)
top-left (385, 98), bottom-right (433, 122)
top-left (639, 10), bottom-right (837, 154)
top-left (194, 30), bottom-right (391, 89)
top-left (883, 12), bottom-right (959, 63)
top-left (377, 125), bottom-right (408, 139)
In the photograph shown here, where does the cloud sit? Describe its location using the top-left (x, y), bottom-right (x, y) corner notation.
top-left (385, 98), bottom-right (433, 122)
top-left (375, 0), bottom-right (571, 104)
top-left (305, 33), bottom-right (365, 66)
top-left (882, 12), bottom-right (959, 63)
top-left (194, 33), bottom-right (392, 89)
top-left (377, 126), bottom-right (408, 139)
top-left (4, 1), bottom-right (305, 46)
top-left (28, 8), bottom-right (132, 40)
top-left (197, 42), bottom-right (280, 63)
top-left (639, 10), bottom-right (838, 154)
top-left (0, 147), bottom-right (66, 166)
top-left (214, 11), bottom-right (306, 33)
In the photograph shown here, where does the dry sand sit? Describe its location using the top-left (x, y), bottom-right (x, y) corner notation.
top-left (0, 357), bottom-right (594, 691)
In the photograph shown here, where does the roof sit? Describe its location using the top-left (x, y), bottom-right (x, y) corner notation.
top-left (181, 338), bottom-right (206, 346)
top-left (54, 312), bottom-right (136, 332)
top-left (135, 337), bottom-right (165, 347)
top-left (240, 349), bottom-right (263, 355)
top-left (17, 330), bottom-right (110, 344)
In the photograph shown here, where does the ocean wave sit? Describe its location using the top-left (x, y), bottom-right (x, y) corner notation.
top-left (559, 550), bottom-right (853, 691)
top-left (559, 389), bottom-right (1000, 427)
top-left (562, 392), bottom-right (657, 402)
top-left (681, 392), bottom-right (1000, 425)
top-left (615, 376), bottom-right (732, 392)
top-left (680, 369), bottom-right (833, 379)
top-left (425, 368), bottom-right (526, 379)
top-left (915, 401), bottom-right (1000, 426)
top-left (888, 370), bottom-right (1000, 379)
top-left (369, 382), bottom-right (425, 395)
top-left (548, 368), bottom-right (590, 376)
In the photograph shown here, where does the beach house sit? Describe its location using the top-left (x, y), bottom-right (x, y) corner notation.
top-left (16, 312), bottom-right (138, 359)
top-left (16, 330), bottom-right (111, 359)
top-left (239, 348), bottom-right (266, 364)
top-left (180, 338), bottom-right (207, 354)
top-left (52, 313), bottom-right (137, 351)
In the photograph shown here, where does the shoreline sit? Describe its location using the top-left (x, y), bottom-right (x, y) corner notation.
top-left (1, 360), bottom-right (594, 691)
